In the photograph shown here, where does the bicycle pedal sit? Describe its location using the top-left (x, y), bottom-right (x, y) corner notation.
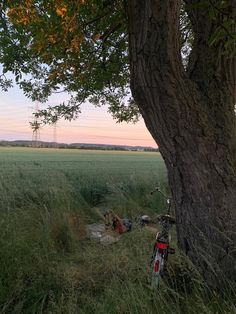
top-left (168, 247), bottom-right (175, 254)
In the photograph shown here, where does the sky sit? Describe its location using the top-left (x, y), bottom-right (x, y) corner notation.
top-left (0, 84), bottom-right (157, 147)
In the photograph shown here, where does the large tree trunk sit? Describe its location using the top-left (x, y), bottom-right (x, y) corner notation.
top-left (127, 0), bottom-right (236, 288)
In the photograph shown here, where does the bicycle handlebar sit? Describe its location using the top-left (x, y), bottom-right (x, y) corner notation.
top-left (150, 187), bottom-right (172, 214)
top-left (150, 187), bottom-right (160, 195)
top-left (150, 187), bottom-right (169, 200)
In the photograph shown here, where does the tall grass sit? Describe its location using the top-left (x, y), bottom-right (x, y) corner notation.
top-left (0, 171), bottom-right (80, 313)
top-left (0, 148), bottom-right (235, 313)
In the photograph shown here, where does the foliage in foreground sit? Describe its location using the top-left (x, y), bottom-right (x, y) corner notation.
top-left (1, 206), bottom-right (235, 313)
top-left (1, 208), bottom-right (236, 314)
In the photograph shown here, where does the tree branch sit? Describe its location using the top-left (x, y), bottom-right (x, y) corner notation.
top-left (184, 0), bottom-right (236, 102)
top-left (100, 22), bottom-right (122, 42)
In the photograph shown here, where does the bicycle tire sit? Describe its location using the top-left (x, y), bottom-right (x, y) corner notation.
top-left (151, 249), bottom-right (166, 287)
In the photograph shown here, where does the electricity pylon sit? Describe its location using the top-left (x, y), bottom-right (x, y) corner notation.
top-left (30, 102), bottom-right (41, 148)
top-left (53, 122), bottom-right (58, 148)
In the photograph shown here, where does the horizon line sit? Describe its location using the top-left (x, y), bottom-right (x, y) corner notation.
top-left (0, 138), bottom-right (158, 149)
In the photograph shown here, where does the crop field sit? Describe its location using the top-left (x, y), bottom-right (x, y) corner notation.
top-left (0, 147), bottom-right (165, 180)
top-left (0, 147), bottom-right (167, 217)
top-left (0, 147), bottom-right (235, 314)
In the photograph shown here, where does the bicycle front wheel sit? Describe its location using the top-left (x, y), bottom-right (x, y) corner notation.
top-left (151, 250), bottom-right (165, 288)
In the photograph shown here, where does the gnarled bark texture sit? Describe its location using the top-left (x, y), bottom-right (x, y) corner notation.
top-left (127, 0), bottom-right (236, 287)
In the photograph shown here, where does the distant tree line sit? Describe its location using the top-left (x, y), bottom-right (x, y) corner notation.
top-left (0, 141), bottom-right (159, 152)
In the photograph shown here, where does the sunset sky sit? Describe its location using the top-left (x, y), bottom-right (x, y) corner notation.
top-left (0, 84), bottom-right (157, 147)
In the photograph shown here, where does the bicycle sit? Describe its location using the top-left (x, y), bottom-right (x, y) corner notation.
top-left (150, 187), bottom-right (176, 287)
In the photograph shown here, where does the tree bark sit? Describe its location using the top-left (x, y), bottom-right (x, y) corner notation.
top-left (127, 0), bottom-right (236, 288)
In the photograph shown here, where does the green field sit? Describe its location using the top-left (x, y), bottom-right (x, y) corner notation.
top-left (0, 147), bottom-right (165, 179)
top-left (0, 147), bottom-right (167, 217)
top-left (0, 147), bottom-right (235, 313)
